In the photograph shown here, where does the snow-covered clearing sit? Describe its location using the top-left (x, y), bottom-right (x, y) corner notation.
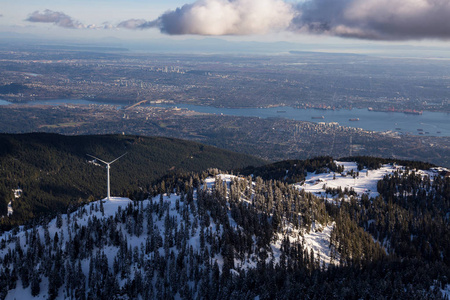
top-left (204, 173), bottom-right (237, 188)
top-left (295, 161), bottom-right (446, 202)
top-left (295, 161), bottom-right (395, 200)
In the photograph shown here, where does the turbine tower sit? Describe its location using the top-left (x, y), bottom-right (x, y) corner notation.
top-left (87, 153), bottom-right (127, 200)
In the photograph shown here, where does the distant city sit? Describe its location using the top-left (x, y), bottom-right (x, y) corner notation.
top-left (0, 46), bottom-right (449, 167)
top-left (1, 47), bottom-right (449, 113)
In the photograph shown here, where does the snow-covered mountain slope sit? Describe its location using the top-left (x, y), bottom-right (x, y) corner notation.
top-left (295, 161), bottom-right (447, 201)
top-left (204, 174), bottom-right (335, 265)
top-left (1, 161), bottom-right (447, 299)
top-left (0, 174), bottom-right (336, 300)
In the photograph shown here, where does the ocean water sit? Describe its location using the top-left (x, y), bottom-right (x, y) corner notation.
top-left (1, 99), bottom-right (448, 137)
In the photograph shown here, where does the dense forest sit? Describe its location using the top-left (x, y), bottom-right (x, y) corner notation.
top-left (0, 165), bottom-right (448, 299)
top-left (241, 156), bottom-right (344, 183)
top-left (0, 135), bottom-right (449, 298)
top-left (0, 83), bottom-right (28, 95)
top-left (340, 156), bottom-right (437, 171)
top-left (0, 133), bottom-right (265, 230)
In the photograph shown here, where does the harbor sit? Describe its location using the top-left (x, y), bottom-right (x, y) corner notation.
top-left (1, 99), bottom-right (449, 137)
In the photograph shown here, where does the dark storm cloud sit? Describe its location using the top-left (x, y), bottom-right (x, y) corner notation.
top-left (292, 0), bottom-right (450, 40)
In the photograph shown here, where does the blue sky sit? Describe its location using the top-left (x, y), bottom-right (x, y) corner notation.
top-left (1, 0), bottom-right (185, 39)
top-left (1, 0), bottom-right (450, 55)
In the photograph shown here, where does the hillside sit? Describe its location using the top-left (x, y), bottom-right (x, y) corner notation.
top-left (0, 133), bottom-right (265, 229)
top-left (0, 173), bottom-right (378, 299)
top-left (0, 162), bottom-right (449, 299)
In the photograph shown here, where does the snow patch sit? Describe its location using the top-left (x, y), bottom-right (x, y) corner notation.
top-left (441, 284), bottom-right (450, 299)
top-left (302, 223), bottom-right (335, 265)
top-left (294, 161), bottom-right (443, 201)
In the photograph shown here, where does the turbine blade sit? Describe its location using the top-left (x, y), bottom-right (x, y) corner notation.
top-left (109, 152), bottom-right (128, 165)
top-left (87, 154), bottom-right (108, 165)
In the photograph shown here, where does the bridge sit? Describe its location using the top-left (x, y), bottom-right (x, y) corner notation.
top-left (124, 100), bottom-right (150, 110)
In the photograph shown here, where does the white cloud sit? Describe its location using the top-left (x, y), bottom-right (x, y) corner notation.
top-left (117, 19), bottom-right (149, 29)
top-left (120, 0), bottom-right (295, 35)
top-left (28, 0), bottom-right (450, 41)
top-left (26, 9), bottom-right (85, 29)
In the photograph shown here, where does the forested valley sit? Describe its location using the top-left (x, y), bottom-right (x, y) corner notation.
top-left (0, 133), bottom-right (265, 230)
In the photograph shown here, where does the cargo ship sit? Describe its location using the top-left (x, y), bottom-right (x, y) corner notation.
top-left (311, 116), bottom-right (325, 119)
top-left (403, 109), bottom-right (423, 115)
top-left (349, 118), bottom-right (360, 121)
top-left (368, 107), bottom-right (423, 115)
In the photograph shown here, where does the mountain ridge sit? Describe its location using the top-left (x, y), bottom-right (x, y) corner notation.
top-left (0, 132), bottom-right (265, 229)
top-left (0, 162), bottom-right (449, 299)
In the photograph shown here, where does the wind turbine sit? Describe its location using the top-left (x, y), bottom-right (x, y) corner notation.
top-left (87, 153), bottom-right (127, 200)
